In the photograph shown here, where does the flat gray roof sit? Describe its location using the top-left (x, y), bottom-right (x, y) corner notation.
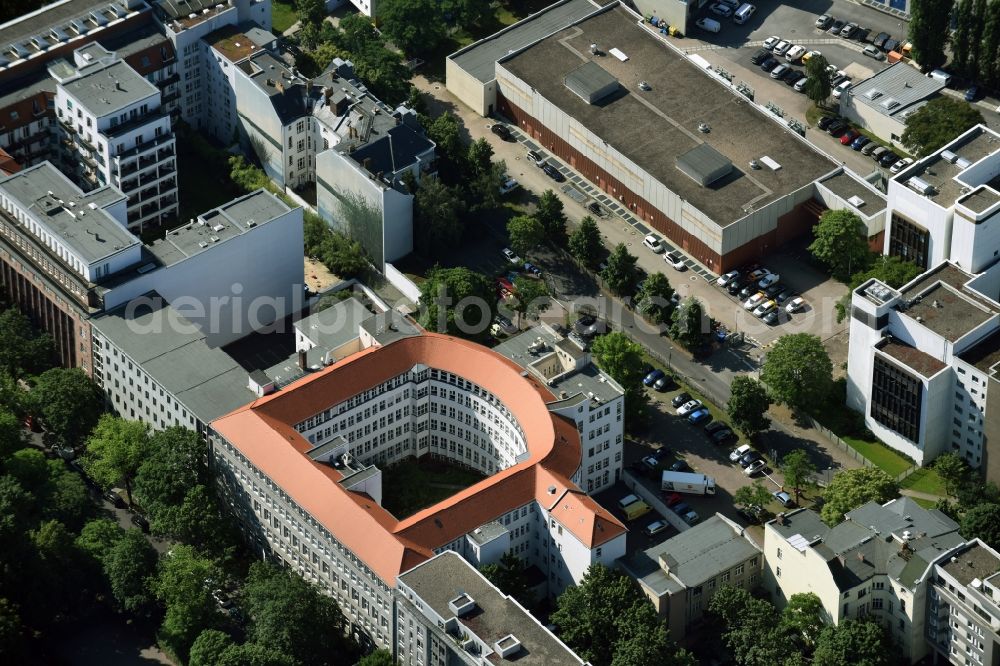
top-left (901, 281), bottom-right (993, 343)
top-left (817, 171), bottom-right (887, 218)
top-left (676, 143), bottom-right (733, 187)
top-left (849, 63), bottom-right (943, 119)
top-left (449, 0), bottom-right (601, 84)
top-left (294, 297), bottom-right (370, 350)
top-left (0, 161), bottom-right (137, 264)
top-left (904, 127), bottom-right (1000, 205)
top-left (0, 0), bottom-right (125, 57)
top-left (499, 5), bottom-right (837, 226)
top-left (147, 190), bottom-right (291, 267)
top-left (398, 551), bottom-right (584, 665)
top-left (940, 542), bottom-right (1000, 587)
top-left (93, 295), bottom-right (254, 425)
top-left (959, 185), bottom-right (1000, 215)
top-left (61, 57), bottom-right (158, 116)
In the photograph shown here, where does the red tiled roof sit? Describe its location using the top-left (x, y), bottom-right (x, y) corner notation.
top-left (212, 333), bottom-right (626, 583)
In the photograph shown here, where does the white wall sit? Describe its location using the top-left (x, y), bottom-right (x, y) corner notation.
top-left (885, 178), bottom-right (951, 268)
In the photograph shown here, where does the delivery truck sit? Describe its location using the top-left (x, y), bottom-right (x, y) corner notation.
top-left (661, 471), bottom-right (716, 495)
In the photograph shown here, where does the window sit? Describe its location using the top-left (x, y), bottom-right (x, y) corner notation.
top-left (776, 566), bottom-right (781, 578)
top-left (870, 355), bottom-right (923, 443)
top-left (888, 212), bottom-right (930, 268)
top-left (777, 548), bottom-right (782, 560)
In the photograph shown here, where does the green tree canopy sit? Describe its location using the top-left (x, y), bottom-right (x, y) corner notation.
top-left (707, 585), bottom-right (800, 666)
top-left (589, 332), bottom-right (648, 430)
top-left (781, 450), bottom-right (818, 504)
top-left (637, 272), bottom-right (675, 326)
top-left (809, 210), bottom-right (871, 281)
top-left (134, 427), bottom-right (206, 517)
top-left (189, 629), bottom-right (236, 666)
top-left (105, 528), bottom-right (158, 613)
top-left (153, 545), bottom-right (223, 662)
top-left (358, 649), bottom-right (396, 666)
top-left (933, 452), bottom-right (970, 496)
top-left (507, 215), bottom-right (545, 257)
top-left (297, 0), bottom-right (326, 25)
top-left (480, 552), bottom-right (535, 608)
top-left (242, 561), bottom-right (357, 665)
top-left (902, 97), bottom-right (984, 157)
top-left (820, 467), bottom-right (899, 526)
top-left (727, 376), bottom-right (772, 439)
top-left (959, 503), bottom-right (1000, 549)
top-left (908, 0), bottom-right (954, 70)
top-left (669, 297), bottom-right (708, 350)
top-left (377, 0), bottom-right (447, 55)
top-left (0, 309), bottom-right (53, 379)
top-left (418, 267), bottom-right (495, 341)
top-left (780, 593), bottom-right (825, 651)
top-left (733, 481), bottom-right (773, 511)
top-left (151, 484), bottom-right (236, 559)
top-left (535, 190), bottom-right (567, 243)
top-left (82, 415), bottom-right (150, 506)
top-left (811, 618), bottom-right (893, 666)
top-left (414, 178), bottom-right (466, 259)
top-left (0, 408), bottom-right (23, 462)
top-left (506, 276), bottom-right (549, 327)
top-left (836, 256), bottom-right (923, 322)
top-left (601, 243), bottom-right (639, 296)
top-left (28, 368), bottom-right (102, 448)
top-left (422, 113), bottom-right (464, 178)
top-left (569, 216), bottom-right (603, 268)
top-left (75, 517), bottom-right (124, 566)
top-left (804, 55), bottom-right (833, 107)
top-left (761, 334), bottom-right (833, 410)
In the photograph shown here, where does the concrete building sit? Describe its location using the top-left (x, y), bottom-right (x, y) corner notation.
top-left (210, 329), bottom-right (628, 650)
top-left (883, 125), bottom-right (1000, 274)
top-left (395, 551), bottom-right (586, 666)
top-left (625, 513), bottom-right (762, 642)
top-left (814, 169), bottom-right (890, 248)
top-left (763, 497), bottom-right (963, 664)
top-left (494, 321), bottom-right (625, 495)
top-left (840, 63), bottom-right (944, 149)
top-left (925, 539), bottom-right (1000, 665)
top-left (448, 2), bottom-right (839, 273)
top-left (51, 43), bottom-right (177, 232)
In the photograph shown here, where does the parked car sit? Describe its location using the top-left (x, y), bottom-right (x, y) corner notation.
top-left (131, 512), bottom-right (150, 533)
top-left (104, 488), bottom-right (126, 509)
top-left (682, 510), bottom-right (701, 526)
top-left (743, 292), bottom-right (766, 310)
top-left (801, 50), bottom-right (821, 63)
top-left (705, 421), bottom-right (729, 435)
top-left (784, 70), bottom-right (805, 86)
top-left (739, 451), bottom-right (762, 468)
top-left (750, 48), bottom-right (770, 65)
top-left (759, 56), bottom-right (780, 72)
top-left (851, 135), bottom-right (871, 151)
top-left (491, 124), bottom-right (512, 140)
top-left (793, 76), bottom-right (809, 92)
top-left (676, 400), bottom-right (703, 417)
top-left (745, 459), bottom-right (767, 476)
top-left (644, 519), bottom-right (670, 537)
top-left (588, 201), bottom-right (605, 217)
top-left (775, 288), bottom-right (794, 304)
top-left (493, 315), bottom-right (518, 335)
top-left (827, 120), bottom-right (848, 136)
top-left (872, 31), bottom-right (890, 49)
top-left (862, 44), bottom-right (885, 60)
top-left (871, 146), bottom-right (889, 162)
top-left (758, 273), bottom-right (780, 289)
top-left (785, 296), bottom-right (805, 313)
top-left (526, 149), bottom-right (545, 166)
top-left (762, 35), bottom-right (781, 50)
top-left (717, 270), bottom-right (740, 287)
top-left (817, 115), bottom-right (839, 131)
top-left (785, 45), bottom-right (806, 61)
top-left (737, 505), bottom-right (762, 524)
top-left (671, 392), bottom-right (692, 408)
top-left (664, 251), bottom-right (686, 270)
top-left (773, 40), bottom-right (791, 56)
top-left (712, 428), bottom-right (737, 445)
top-left (575, 314), bottom-right (606, 338)
top-left (883, 38), bottom-right (900, 53)
top-left (729, 443), bottom-right (752, 462)
top-left (839, 129), bottom-right (859, 145)
top-left (672, 501), bottom-right (691, 515)
top-left (762, 310), bottom-right (780, 326)
top-left (502, 248), bottom-right (521, 264)
top-left (709, 2), bottom-right (732, 16)
top-left (499, 177), bottom-right (519, 195)
top-left (654, 375), bottom-right (674, 391)
top-left (828, 18), bottom-right (845, 34)
top-left (696, 17), bottom-right (721, 32)
top-left (542, 163), bottom-right (565, 182)
top-left (814, 14), bottom-right (833, 29)
top-left (728, 278), bottom-right (748, 295)
top-left (523, 262), bottom-right (543, 278)
top-left (773, 490), bottom-right (794, 507)
top-left (671, 460), bottom-right (692, 473)
top-left (861, 141), bottom-right (880, 156)
top-left (643, 368), bottom-right (665, 386)
top-left (665, 492), bottom-right (683, 507)
top-left (966, 85), bottom-right (980, 102)
top-left (890, 157), bottom-right (914, 174)
top-left (688, 408), bottom-right (712, 425)
top-left (753, 300), bottom-right (777, 318)
top-left (832, 80), bottom-right (852, 99)
top-left (840, 22), bottom-right (858, 39)
top-left (879, 150), bottom-right (900, 167)
top-left (643, 234), bottom-right (665, 253)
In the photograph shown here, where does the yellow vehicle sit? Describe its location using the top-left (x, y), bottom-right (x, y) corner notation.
top-left (618, 494), bottom-right (652, 521)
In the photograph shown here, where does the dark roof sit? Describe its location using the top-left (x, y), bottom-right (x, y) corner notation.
top-left (877, 338), bottom-right (947, 378)
top-left (564, 60), bottom-right (619, 103)
top-left (349, 124), bottom-right (433, 176)
top-left (676, 143), bottom-right (733, 187)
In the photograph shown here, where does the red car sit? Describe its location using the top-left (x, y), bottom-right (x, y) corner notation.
top-left (664, 492), bottom-right (683, 507)
top-left (840, 129), bottom-right (860, 145)
top-left (496, 277), bottom-right (515, 295)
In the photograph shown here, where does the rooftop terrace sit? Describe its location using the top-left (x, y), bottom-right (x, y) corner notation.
top-left (498, 5), bottom-right (837, 227)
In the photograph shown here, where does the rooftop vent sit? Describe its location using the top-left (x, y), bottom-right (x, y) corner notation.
top-left (880, 97), bottom-right (900, 110)
top-left (941, 149), bottom-right (959, 163)
top-left (864, 88), bottom-right (884, 101)
top-left (495, 634), bottom-right (523, 659)
top-left (906, 176), bottom-right (935, 196)
top-left (211, 223), bottom-right (224, 232)
top-left (848, 195), bottom-right (866, 208)
top-left (448, 593), bottom-right (476, 617)
top-left (956, 157), bottom-right (972, 169)
top-left (609, 47), bottom-right (628, 62)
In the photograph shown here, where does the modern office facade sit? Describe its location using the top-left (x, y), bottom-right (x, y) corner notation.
top-left (210, 330), bottom-right (628, 651)
top-left (763, 497), bottom-right (964, 664)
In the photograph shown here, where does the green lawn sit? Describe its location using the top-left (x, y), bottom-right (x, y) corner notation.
top-left (900, 467), bottom-right (948, 496)
top-left (380, 458), bottom-right (486, 518)
top-left (842, 435), bottom-right (912, 477)
top-left (912, 497), bottom-right (938, 509)
top-left (271, 0), bottom-right (298, 34)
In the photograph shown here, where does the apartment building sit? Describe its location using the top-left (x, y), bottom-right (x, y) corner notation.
top-left (926, 539), bottom-right (1000, 666)
top-left (494, 321), bottom-right (625, 495)
top-left (395, 551), bottom-right (586, 665)
top-left (51, 42), bottom-right (177, 231)
top-left (884, 125), bottom-right (1000, 274)
top-left (763, 497), bottom-right (964, 664)
top-left (626, 513), bottom-right (762, 642)
top-left (209, 330), bottom-right (628, 651)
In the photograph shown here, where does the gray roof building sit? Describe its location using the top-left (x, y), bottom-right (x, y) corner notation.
top-left (58, 57), bottom-right (158, 116)
top-left (848, 63), bottom-right (944, 124)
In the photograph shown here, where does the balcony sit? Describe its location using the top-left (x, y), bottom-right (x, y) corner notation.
top-left (156, 72), bottom-right (179, 88)
top-left (57, 117), bottom-right (76, 134)
top-left (138, 154), bottom-right (157, 170)
top-left (75, 134), bottom-right (96, 153)
top-left (119, 163), bottom-right (138, 177)
top-left (157, 146), bottom-right (174, 161)
top-left (105, 110), bottom-right (169, 140)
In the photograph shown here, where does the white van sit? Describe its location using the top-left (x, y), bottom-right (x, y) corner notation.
top-left (695, 17), bottom-right (721, 33)
top-left (929, 69), bottom-right (953, 87)
top-left (733, 3), bottom-right (755, 24)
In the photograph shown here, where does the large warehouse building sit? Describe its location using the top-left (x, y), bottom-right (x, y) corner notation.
top-left (448, 2), bottom-right (840, 272)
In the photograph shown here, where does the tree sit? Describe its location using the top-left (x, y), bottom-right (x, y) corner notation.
top-left (820, 467), bottom-right (899, 526)
top-left (908, 0), bottom-right (954, 70)
top-left (358, 649), bottom-right (396, 666)
top-left (297, 0), bottom-right (326, 25)
top-left (153, 545), bottom-right (223, 663)
top-left (727, 376), bottom-right (772, 439)
top-left (28, 368), bottom-right (102, 447)
top-left (506, 276), bottom-right (549, 327)
top-left (41, 460), bottom-right (92, 531)
top-left (242, 561), bottom-right (357, 665)
top-left (781, 450), bottom-right (818, 505)
top-left (835, 256), bottom-right (923, 323)
top-left (82, 415), bottom-right (150, 506)
top-left (507, 215), bottom-right (545, 257)
top-left (590, 333), bottom-right (648, 430)
top-left (418, 267), bottom-right (495, 340)
top-left (551, 563), bottom-right (685, 666)
top-left (809, 210), bottom-right (871, 281)
top-left (189, 630), bottom-right (236, 666)
top-left (734, 481), bottom-right (774, 510)
top-left (569, 216), bottom-right (603, 268)
top-left (902, 97), bottom-right (984, 157)
top-left (669, 297), bottom-right (708, 350)
top-left (0, 597), bottom-right (25, 662)
top-left (601, 243), bottom-right (639, 296)
top-left (218, 643), bottom-right (296, 666)
top-left (377, 0), bottom-right (446, 55)
top-left (707, 585), bottom-right (799, 666)
top-left (780, 593), bottom-right (825, 651)
top-left (0, 309), bottom-right (53, 378)
top-left (134, 427), bottom-right (206, 517)
top-left (467, 138), bottom-right (494, 177)
top-left (444, 0), bottom-right (493, 29)
top-left (414, 178), bottom-right (466, 259)
top-left (151, 485), bottom-right (236, 558)
top-left (480, 552), bottom-right (535, 608)
top-left (761, 334), bottom-right (833, 410)
top-left (535, 190), bottom-right (567, 243)
top-left (469, 160), bottom-right (506, 213)
top-left (933, 452), bottom-right (969, 496)
top-left (959, 503), bottom-right (1000, 549)
top-left (0, 408), bottom-right (23, 462)
top-left (803, 55), bottom-right (833, 107)
top-left (811, 618), bottom-right (892, 666)
top-left (75, 517), bottom-right (124, 566)
top-left (422, 113), bottom-right (464, 179)
top-left (636, 272), bottom-right (675, 326)
top-left (951, 0), bottom-right (987, 79)
top-left (105, 528), bottom-right (158, 613)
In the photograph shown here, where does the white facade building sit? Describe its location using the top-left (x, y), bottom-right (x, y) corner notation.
top-left (52, 43), bottom-right (177, 231)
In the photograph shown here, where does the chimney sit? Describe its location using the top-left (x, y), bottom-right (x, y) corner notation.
top-left (297, 350), bottom-right (307, 371)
